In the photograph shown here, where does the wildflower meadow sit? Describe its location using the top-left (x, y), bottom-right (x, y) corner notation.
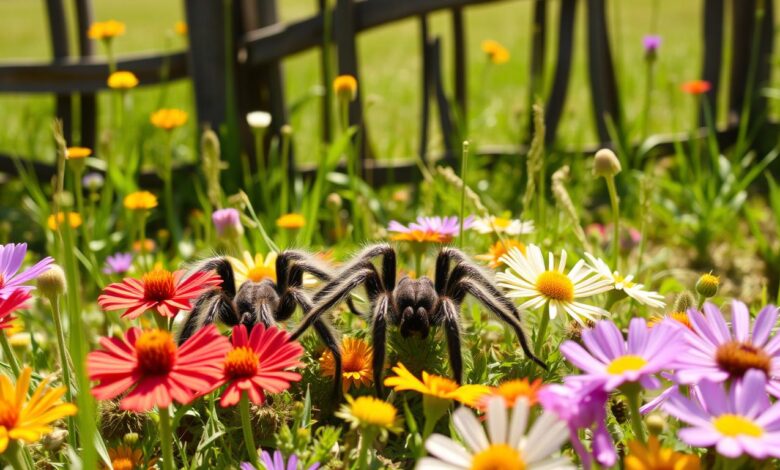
top-left (0, 1), bottom-right (779, 469)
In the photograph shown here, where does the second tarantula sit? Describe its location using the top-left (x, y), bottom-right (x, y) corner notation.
top-left (178, 250), bottom-right (358, 396)
top-left (291, 243), bottom-right (546, 394)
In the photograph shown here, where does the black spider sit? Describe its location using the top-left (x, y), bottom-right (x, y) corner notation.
top-left (290, 243), bottom-right (546, 395)
top-left (178, 250), bottom-right (358, 397)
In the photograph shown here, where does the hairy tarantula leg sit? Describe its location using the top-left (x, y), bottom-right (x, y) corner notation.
top-left (331, 243), bottom-right (396, 293)
top-left (291, 266), bottom-right (382, 341)
top-left (438, 298), bottom-right (465, 384)
top-left (177, 289), bottom-right (239, 344)
top-left (289, 289), bottom-right (343, 399)
top-left (453, 279), bottom-right (547, 370)
top-left (372, 295), bottom-right (390, 396)
top-left (196, 257), bottom-right (237, 298)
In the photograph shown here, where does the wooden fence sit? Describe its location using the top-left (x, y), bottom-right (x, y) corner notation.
top-left (0, 0), bottom-right (775, 187)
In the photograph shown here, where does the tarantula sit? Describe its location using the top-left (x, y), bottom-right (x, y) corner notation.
top-left (290, 243), bottom-right (546, 395)
top-left (178, 250), bottom-right (359, 396)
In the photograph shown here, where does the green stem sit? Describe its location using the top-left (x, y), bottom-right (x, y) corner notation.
top-left (159, 407), bottom-right (175, 470)
top-left (240, 393), bottom-right (260, 469)
top-left (47, 295), bottom-right (76, 449)
top-left (280, 131), bottom-right (291, 218)
top-left (458, 141), bottom-right (469, 250)
top-left (355, 428), bottom-right (378, 470)
top-left (163, 133), bottom-right (181, 245)
top-left (534, 305), bottom-right (550, 355)
top-left (254, 129), bottom-right (270, 211)
top-left (4, 440), bottom-right (28, 470)
top-left (624, 385), bottom-right (646, 442)
top-left (0, 333), bottom-right (20, 377)
top-left (605, 176), bottom-right (620, 270)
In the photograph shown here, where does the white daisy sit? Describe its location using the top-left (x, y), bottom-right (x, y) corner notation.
top-left (471, 216), bottom-right (535, 236)
top-left (496, 244), bottom-right (612, 325)
top-left (583, 253), bottom-right (666, 309)
top-left (416, 396), bottom-right (574, 470)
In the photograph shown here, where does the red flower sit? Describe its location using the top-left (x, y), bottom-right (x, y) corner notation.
top-left (0, 290), bottom-right (30, 329)
top-left (681, 80), bottom-right (711, 95)
top-left (216, 324), bottom-right (304, 407)
top-left (98, 268), bottom-right (221, 319)
top-left (87, 325), bottom-right (231, 412)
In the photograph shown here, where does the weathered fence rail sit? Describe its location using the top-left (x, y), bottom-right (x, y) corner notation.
top-left (0, 0), bottom-right (774, 186)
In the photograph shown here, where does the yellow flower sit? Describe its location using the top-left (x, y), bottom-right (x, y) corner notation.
top-left (227, 251), bottom-right (278, 287)
top-left (124, 191), bottom-right (158, 211)
top-left (383, 362), bottom-right (490, 407)
top-left (132, 239), bottom-right (156, 253)
top-left (649, 312), bottom-right (692, 330)
top-left (107, 71), bottom-right (139, 90)
top-left (333, 75), bottom-right (358, 101)
top-left (336, 396), bottom-right (401, 435)
top-left (47, 212), bottom-right (82, 231)
top-left (150, 109), bottom-right (188, 131)
top-left (481, 39), bottom-right (510, 64)
top-left (88, 20), bottom-right (126, 40)
top-left (320, 337), bottom-right (373, 392)
top-left (175, 21), bottom-right (188, 36)
top-left (104, 445), bottom-right (144, 470)
top-left (0, 367), bottom-right (77, 453)
top-left (625, 435), bottom-right (700, 470)
top-left (276, 213), bottom-right (305, 230)
top-left (66, 147), bottom-right (92, 159)
top-left (476, 240), bottom-right (527, 269)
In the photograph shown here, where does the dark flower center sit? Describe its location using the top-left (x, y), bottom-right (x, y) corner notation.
top-left (223, 346), bottom-right (259, 379)
top-left (715, 341), bottom-right (771, 378)
top-left (142, 269), bottom-right (176, 302)
top-left (134, 330), bottom-right (177, 375)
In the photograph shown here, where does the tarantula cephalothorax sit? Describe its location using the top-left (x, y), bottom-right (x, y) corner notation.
top-left (290, 243), bottom-right (546, 395)
top-left (178, 250), bottom-right (354, 396)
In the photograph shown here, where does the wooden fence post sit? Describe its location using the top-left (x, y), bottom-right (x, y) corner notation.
top-left (544, 0), bottom-right (576, 144)
top-left (44, 0), bottom-right (72, 143)
top-left (586, 0), bottom-right (621, 144)
top-left (75, 0), bottom-right (96, 150)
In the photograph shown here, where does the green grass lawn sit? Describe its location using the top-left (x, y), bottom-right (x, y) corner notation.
top-left (0, 0), bottom-right (774, 166)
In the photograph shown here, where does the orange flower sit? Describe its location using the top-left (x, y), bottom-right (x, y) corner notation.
top-left (476, 240), bottom-right (527, 268)
top-left (66, 147), bottom-right (92, 159)
top-left (124, 191), bottom-right (158, 211)
top-left (333, 75), bottom-right (358, 101)
top-left (150, 109), bottom-right (188, 130)
top-left (276, 213), bottom-right (305, 229)
top-left (47, 212), bottom-right (82, 231)
top-left (481, 39), bottom-right (510, 64)
top-left (478, 378), bottom-right (543, 410)
top-left (391, 230), bottom-right (449, 243)
top-left (88, 20), bottom-right (125, 40)
top-left (320, 337), bottom-right (373, 392)
top-left (175, 21), bottom-right (188, 36)
top-left (681, 80), bottom-right (711, 95)
top-left (649, 311), bottom-right (692, 330)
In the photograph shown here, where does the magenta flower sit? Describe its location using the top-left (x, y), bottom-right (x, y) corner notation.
top-left (664, 369), bottom-right (780, 459)
top-left (388, 215), bottom-right (473, 243)
top-left (240, 451), bottom-right (320, 470)
top-left (212, 208), bottom-right (243, 238)
top-left (643, 35), bottom-right (661, 53)
top-left (538, 380), bottom-right (615, 469)
top-left (103, 252), bottom-right (133, 275)
top-left (0, 243), bottom-right (53, 299)
top-left (561, 318), bottom-right (686, 391)
top-left (674, 301), bottom-right (780, 397)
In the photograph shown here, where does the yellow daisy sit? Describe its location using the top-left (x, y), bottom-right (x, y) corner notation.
top-left (107, 71), bottom-right (139, 90)
top-left (66, 147), bottom-right (92, 159)
top-left (625, 435), bottom-right (700, 470)
top-left (0, 367), bottom-right (77, 453)
top-left (481, 39), bottom-right (510, 64)
top-left (47, 212), bottom-right (82, 231)
top-left (319, 337), bottom-right (373, 392)
top-left (335, 395), bottom-right (401, 436)
top-left (87, 20), bottom-right (125, 40)
top-left (124, 191), bottom-right (158, 211)
top-left (276, 213), bottom-right (305, 230)
top-left (383, 362), bottom-right (490, 408)
top-left (150, 109), bottom-right (188, 131)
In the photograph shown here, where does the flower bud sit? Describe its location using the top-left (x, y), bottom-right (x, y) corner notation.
top-left (645, 413), bottom-right (666, 435)
top-left (333, 75), bottom-right (358, 101)
top-left (695, 273), bottom-right (720, 298)
top-left (593, 149), bottom-right (622, 178)
top-left (281, 124), bottom-right (293, 136)
top-left (41, 428), bottom-right (68, 452)
top-left (326, 193), bottom-right (342, 210)
top-left (37, 265), bottom-right (67, 298)
top-left (246, 111), bottom-right (272, 130)
top-left (212, 208), bottom-right (244, 239)
top-left (672, 290), bottom-right (696, 313)
top-left (82, 172), bottom-right (105, 191)
top-left (123, 432), bottom-right (140, 446)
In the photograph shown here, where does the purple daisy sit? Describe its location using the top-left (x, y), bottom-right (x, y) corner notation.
top-left (241, 450), bottom-right (320, 470)
top-left (538, 380), bottom-right (615, 469)
top-left (103, 252), bottom-right (133, 275)
top-left (674, 301), bottom-right (780, 397)
top-left (561, 318), bottom-right (686, 391)
top-left (0, 243), bottom-right (53, 299)
top-left (212, 208), bottom-right (243, 238)
top-left (664, 369), bottom-right (780, 459)
top-left (388, 215), bottom-right (473, 243)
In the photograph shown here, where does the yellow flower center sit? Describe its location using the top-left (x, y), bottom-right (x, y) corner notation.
top-left (142, 269), bottom-right (176, 302)
top-left (535, 271), bottom-right (574, 302)
top-left (349, 396), bottom-right (397, 428)
top-left (607, 355), bottom-right (648, 375)
top-left (493, 217), bottom-right (511, 228)
top-left (471, 444), bottom-right (526, 470)
top-left (494, 379), bottom-right (540, 406)
top-left (0, 397), bottom-right (19, 430)
top-left (247, 265), bottom-right (275, 283)
top-left (134, 330), bottom-right (177, 375)
top-left (713, 414), bottom-right (763, 437)
top-left (715, 341), bottom-right (771, 377)
top-left (223, 346), bottom-right (259, 379)
top-left (613, 273), bottom-right (635, 288)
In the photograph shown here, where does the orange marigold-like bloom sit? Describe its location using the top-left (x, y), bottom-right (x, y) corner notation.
top-left (626, 435), bottom-right (701, 470)
top-left (276, 213), bottom-right (305, 229)
top-left (215, 324), bottom-right (304, 407)
top-left (478, 378), bottom-right (543, 410)
top-left (98, 267), bottom-right (222, 319)
top-left (88, 20), bottom-right (126, 40)
top-left (103, 445), bottom-right (145, 470)
top-left (87, 326), bottom-right (231, 412)
top-left (680, 80), bottom-right (711, 95)
top-left (47, 212), bottom-right (83, 231)
top-left (150, 109), bottom-right (188, 130)
top-left (476, 239), bottom-right (527, 268)
top-left (108, 71), bottom-right (139, 90)
top-left (320, 337), bottom-right (373, 392)
top-left (124, 191), bottom-right (158, 211)
top-left (333, 75), bottom-right (358, 101)
top-left (481, 39), bottom-right (510, 64)
top-left (66, 146), bottom-right (92, 159)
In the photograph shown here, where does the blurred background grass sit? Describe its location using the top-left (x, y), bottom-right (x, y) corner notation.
top-left (0, 0), bottom-right (773, 167)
